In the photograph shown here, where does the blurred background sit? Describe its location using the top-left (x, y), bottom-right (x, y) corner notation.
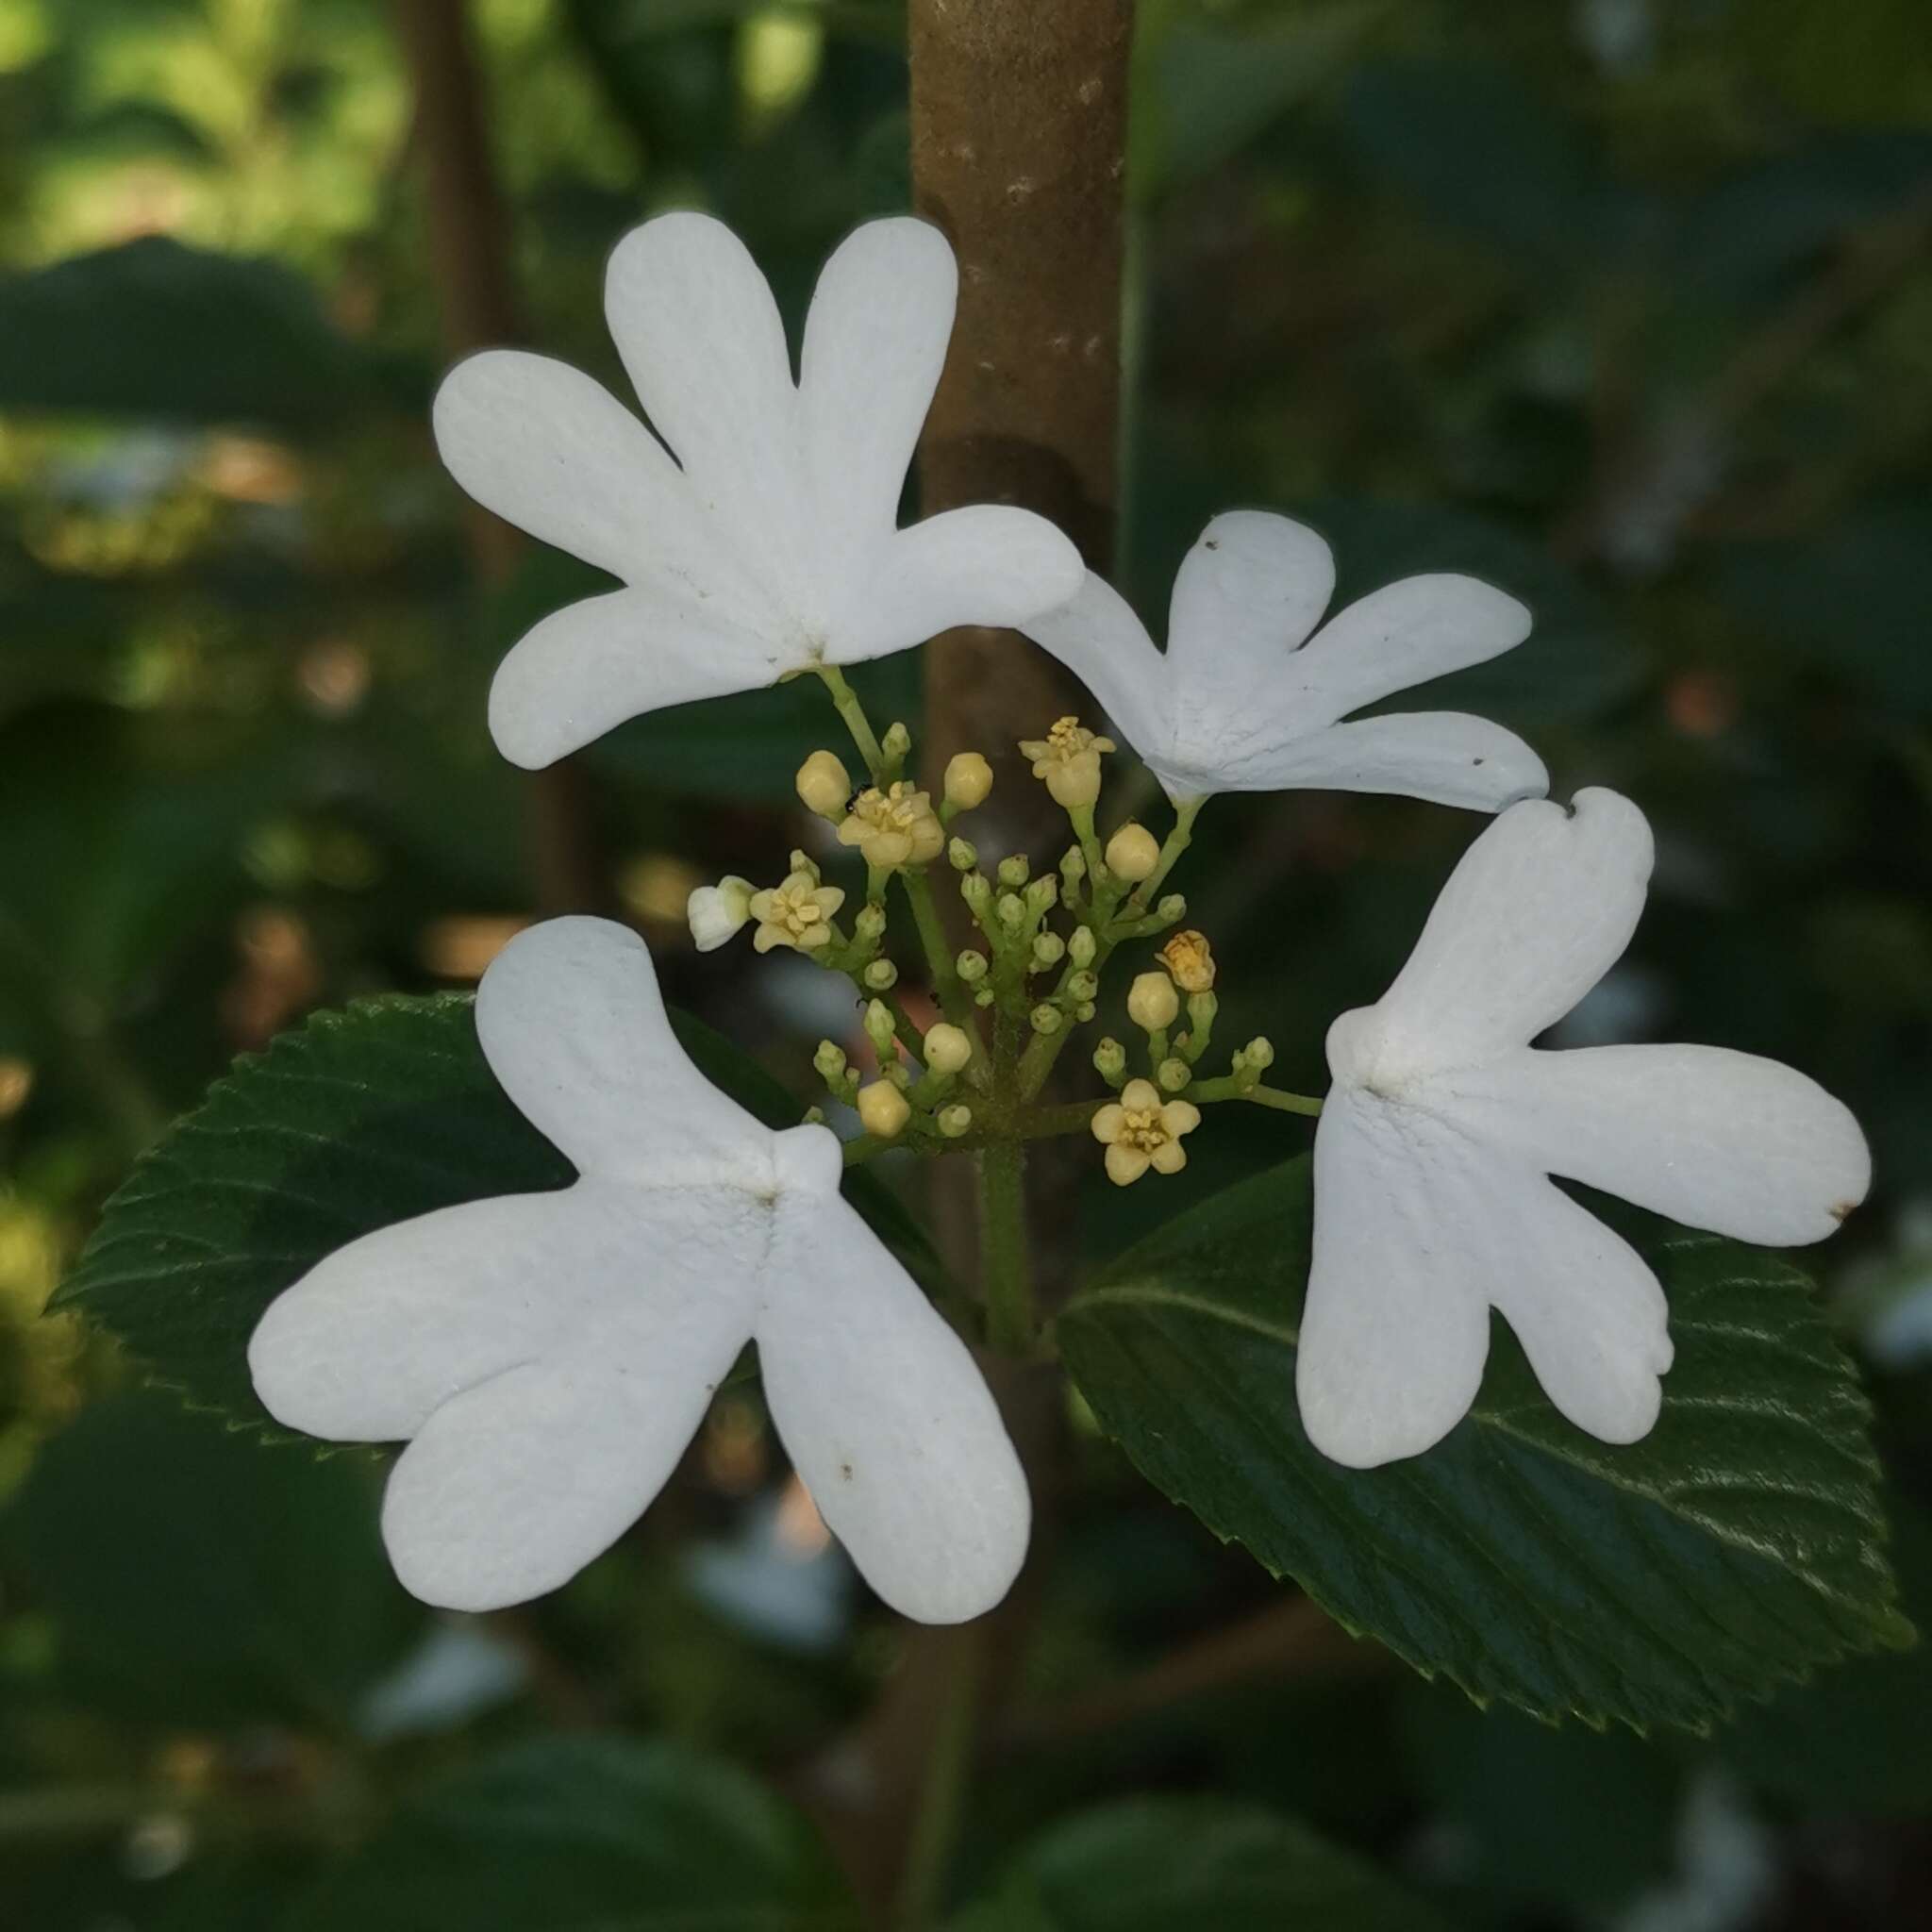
top-left (2, 0), bottom-right (1930, 1925)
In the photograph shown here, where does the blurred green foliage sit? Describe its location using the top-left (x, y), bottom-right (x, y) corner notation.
top-left (1, 0), bottom-right (1930, 1925)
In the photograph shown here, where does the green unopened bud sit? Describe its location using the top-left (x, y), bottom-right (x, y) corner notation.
top-left (1244, 1036), bottom-right (1275, 1072)
top-left (863, 958), bottom-right (899, 991)
top-left (1031, 931), bottom-right (1066, 972)
top-left (961, 871), bottom-right (992, 914)
top-left (937, 1103), bottom-right (974, 1139)
top-left (854, 902), bottom-right (887, 942)
top-left (1025, 874), bottom-right (1058, 917)
top-left (997, 892), bottom-right (1025, 931)
top-left (1066, 969), bottom-right (1099, 1002)
top-left (1156, 894), bottom-right (1185, 924)
top-left (802, 1104), bottom-right (826, 1125)
top-left (864, 999), bottom-right (896, 1058)
top-left (974, 985), bottom-right (996, 1008)
top-left (997, 854), bottom-right (1030, 888)
top-left (956, 948), bottom-right (988, 984)
top-left (1029, 1003), bottom-right (1063, 1037)
top-left (881, 720), bottom-right (911, 765)
top-left (1092, 1037), bottom-right (1127, 1085)
top-left (812, 1040), bottom-right (848, 1086)
top-left (948, 836), bottom-right (978, 872)
top-left (1068, 925), bottom-right (1097, 968)
top-left (1187, 990), bottom-right (1218, 1032)
top-left (1075, 1001), bottom-right (1096, 1023)
top-left (1157, 1057), bottom-right (1191, 1093)
top-left (1060, 845), bottom-right (1088, 884)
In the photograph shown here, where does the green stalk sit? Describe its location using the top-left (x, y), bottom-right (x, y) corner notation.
top-left (1188, 1076), bottom-right (1324, 1116)
top-left (977, 1136), bottom-right (1034, 1354)
top-left (815, 662), bottom-right (886, 779)
top-left (900, 868), bottom-right (983, 1059)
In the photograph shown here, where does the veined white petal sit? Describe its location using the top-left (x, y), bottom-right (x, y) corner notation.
top-left (1164, 511), bottom-right (1335, 718)
top-left (487, 586), bottom-right (796, 771)
top-left (1296, 1090), bottom-right (1493, 1468)
top-left (834, 505), bottom-right (1085, 665)
top-left (800, 218), bottom-right (955, 591)
top-left (1368, 789), bottom-right (1654, 1074)
top-left (605, 212), bottom-right (811, 624)
top-left (1444, 1044), bottom-right (1874, 1246)
top-left (378, 1211), bottom-right (758, 1611)
top-left (1192, 709), bottom-right (1548, 809)
top-left (475, 918), bottom-right (765, 1183)
top-left (1291, 574), bottom-right (1533, 725)
top-left (250, 1187), bottom-right (603, 1442)
top-left (1019, 572), bottom-right (1172, 758)
top-left (756, 1191), bottom-right (1029, 1623)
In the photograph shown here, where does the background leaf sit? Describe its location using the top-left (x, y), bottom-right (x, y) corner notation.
top-left (1058, 1156), bottom-right (1910, 1732)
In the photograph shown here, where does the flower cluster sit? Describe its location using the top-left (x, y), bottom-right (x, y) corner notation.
top-left (248, 210), bottom-right (1871, 1629)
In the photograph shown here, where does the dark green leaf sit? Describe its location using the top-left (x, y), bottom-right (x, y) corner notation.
top-left (279, 1736), bottom-right (858, 1931)
top-left (1058, 1156), bottom-right (1909, 1732)
top-left (950, 1797), bottom-right (1449, 1932)
top-left (0, 237), bottom-right (422, 430)
top-left (57, 991), bottom-right (941, 1434)
top-left (8, 1388), bottom-right (420, 1726)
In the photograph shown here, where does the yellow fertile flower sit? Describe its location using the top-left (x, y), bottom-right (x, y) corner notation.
top-left (838, 782), bottom-right (945, 869)
top-left (748, 871), bottom-right (845, 953)
top-left (1158, 928), bottom-right (1216, 993)
top-left (1018, 716), bottom-right (1115, 810)
top-left (1091, 1078), bottom-right (1201, 1186)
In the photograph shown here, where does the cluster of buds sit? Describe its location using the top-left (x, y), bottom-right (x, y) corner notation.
top-left (829, 1007), bottom-right (977, 1147)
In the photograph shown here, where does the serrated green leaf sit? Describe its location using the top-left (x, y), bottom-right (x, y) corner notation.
top-left (1058, 1156), bottom-right (1908, 1733)
top-left (56, 991), bottom-right (942, 1435)
top-left (949, 1797), bottom-right (1449, 1932)
top-left (8, 1389), bottom-right (420, 1727)
top-left (278, 1737), bottom-right (858, 1931)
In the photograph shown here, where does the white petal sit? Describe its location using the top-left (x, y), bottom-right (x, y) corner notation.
top-left (487, 586), bottom-right (793, 770)
top-left (1296, 1090), bottom-right (1493, 1468)
top-left (1444, 1044), bottom-right (1873, 1246)
top-left (475, 917), bottom-right (765, 1183)
top-left (687, 881), bottom-right (750, 952)
top-left (432, 352), bottom-right (776, 641)
top-left (833, 505), bottom-right (1085, 665)
top-left (250, 1188), bottom-right (602, 1442)
top-left (1369, 788), bottom-right (1654, 1071)
top-left (755, 1192), bottom-right (1029, 1623)
top-left (1164, 511), bottom-right (1335, 712)
top-left (604, 213), bottom-right (812, 625)
top-left (799, 218), bottom-right (955, 591)
top-left (378, 1193), bottom-right (760, 1611)
top-left (1018, 571), bottom-right (1172, 759)
top-left (1291, 574), bottom-right (1533, 725)
top-left (1193, 709), bottom-right (1548, 809)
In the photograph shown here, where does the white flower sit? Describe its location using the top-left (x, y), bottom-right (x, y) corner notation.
top-left (247, 917), bottom-right (1029, 1622)
top-left (687, 875), bottom-right (754, 951)
top-left (1022, 509), bottom-right (1549, 810)
top-left (433, 213), bottom-right (1085, 770)
top-left (1299, 789), bottom-right (1871, 1469)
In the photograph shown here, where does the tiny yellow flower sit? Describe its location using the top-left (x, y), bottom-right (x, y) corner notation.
top-left (943, 751), bottom-right (993, 811)
top-left (838, 781), bottom-right (945, 869)
top-left (1018, 715), bottom-right (1115, 810)
top-left (856, 1080), bottom-right (912, 1139)
top-left (748, 871), bottom-right (845, 953)
top-left (1158, 928), bottom-right (1216, 993)
top-left (1105, 823), bottom-right (1160, 882)
top-left (1126, 970), bottom-right (1179, 1032)
top-left (1091, 1078), bottom-right (1201, 1186)
top-left (795, 749), bottom-right (853, 819)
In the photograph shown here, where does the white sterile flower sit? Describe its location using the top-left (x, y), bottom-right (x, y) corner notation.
top-left (433, 213), bottom-right (1085, 769)
top-left (247, 918), bottom-right (1029, 1623)
top-left (687, 875), bottom-right (754, 952)
top-left (1022, 509), bottom-right (1549, 810)
top-left (1300, 789), bottom-right (1872, 1470)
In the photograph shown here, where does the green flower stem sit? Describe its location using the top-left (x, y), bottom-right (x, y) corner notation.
top-left (894, 1624), bottom-right (983, 1930)
top-left (1187, 1075), bottom-right (1324, 1116)
top-left (815, 662), bottom-right (886, 779)
top-left (977, 1134), bottom-right (1034, 1353)
top-left (899, 867), bottom-right (985, 1071)
top-left (1067, 800), bottom-right (1106, 879)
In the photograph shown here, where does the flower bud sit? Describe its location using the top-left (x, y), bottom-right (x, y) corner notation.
top-left (1127, 970), bottom-right (1180, 1032)
top-left (938, 1103), bottom-right (974, 1139)
top-left (1025, 874), bottom-right (1058, 917)
top-left (1155, 893), bottom-right (1186, 924)
top-left (1157, 1057), bottom-right (1191, 1093)
top-left (974, 985), bottom-right (996, 1008)
top-left (1066, 969), bottom-right (1098, 1002)
top-left (854, 902), bottom-right (888, 942)
top-left (956, 948), bottom-right (988, 984)
top-left (688, 875), bottom-right (755, 952)
top-left (1158, 929), bottom-right (1216, 993)
top-left (1105, 823), bottom-right (1160, 883)
top-left (812, 1040), bottom-right (848, 1086)
top-left (789, 849), bottom-right (821, 883)
top-left (997, 854), bottom-right (1030, 888)
top-left (960, 871), bottom-right (992, 914)
top-left (948, 836), bottom-right (978, 873)
top-left (996, 892), bottom-right (1025, 932)
top-left (1029, 1003), bottom-right (1063, 1037)
top-left (802, 1105), bottom-right (826, 1125)
top-left (881, 720), bottom-right (911, 765)
top-left (795, 750), bottom-right (852, 820)
top-left (856, 1081), bottom-right (910, 1140)
top-left (1092, 1037), bottom-right (1126, 1084)
top-left (1031, 931), bottom-right (1066, 972)
top-left (863, 958), bottom-right (899, 991)
top-left (943, 752), bottom-right (993, 811)
top-left (1075, 1000), bottom-right (1096, 1024)
top-left (1244, 1036), bottom-right (1275, 1072)
top-left (864, 999), bottom-right (896, 1058)
top-left (924, 1023), bottom-right (973, 1075)
top-left (1067, 925), bottom-right (1097, 968)
top-left (1060, 844), bottom-right (1088, 884)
